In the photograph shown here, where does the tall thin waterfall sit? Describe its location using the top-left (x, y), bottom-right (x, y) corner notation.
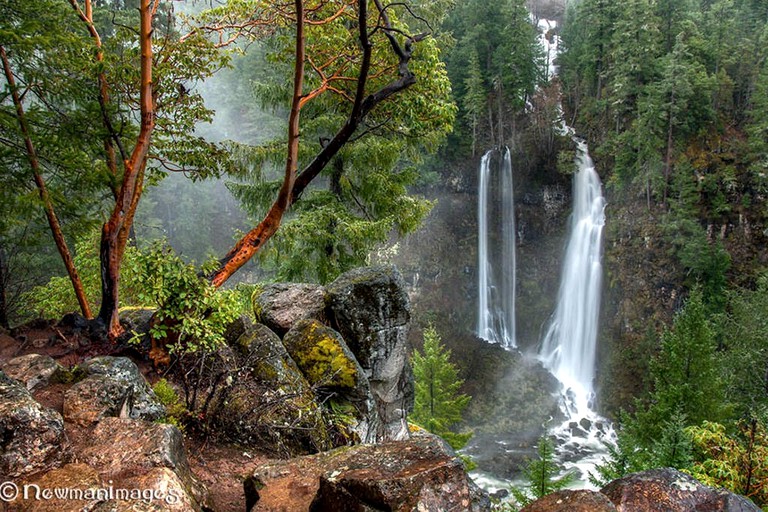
top-left (477, 148), bottom-right (516, 348)
top-left (539, 141), bottom-right (605, 414)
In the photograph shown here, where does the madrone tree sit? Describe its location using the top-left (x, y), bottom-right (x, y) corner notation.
top-left (199, 0), bottom-right (455, 288)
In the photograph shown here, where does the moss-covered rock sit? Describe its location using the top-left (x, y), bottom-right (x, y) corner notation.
top-left (283, 319), bottom-right (374, 443)
top-left (209, 324), bottom-right (333, 457)
top-left (283, 319), bottom-right (364, 391)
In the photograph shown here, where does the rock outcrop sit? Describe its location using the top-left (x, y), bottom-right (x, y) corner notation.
top-left (1, 354), bottom-right (66, 391)
top-left (519, 467), bottom-right (761, 512)
top-left (77, 417), bottom-right (210, 511)
top-left (326, 265), bottom-right (414, 442)
top-left (254, 283), bottom-right (327, 336)
top-left (0, 370), bottom-right (66, 478)
top-left (211, 325), bottom-right (332, 457)
top-left (244, 433), bottom-right (490, 512)
top-left (283, 319), bottom-right (372, 441)
top-left (520, 489), bottom-right (618, 512)
top-left (600, 468), bottom-right (761, 512)
top-left (63, 356), bottom-right (165, 426)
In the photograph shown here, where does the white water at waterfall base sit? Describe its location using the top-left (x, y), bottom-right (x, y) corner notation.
top-left (538, 141), bottom-right (616, 487)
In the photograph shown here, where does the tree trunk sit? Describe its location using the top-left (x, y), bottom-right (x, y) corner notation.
top-left (1, 45), bottom-right (92, 320)
top-left (0, 243), bottom-right (9, 330)
top-left (97, 0), bottom-right (155, 338)
top-left (210, 0), bottom-right (305, 289)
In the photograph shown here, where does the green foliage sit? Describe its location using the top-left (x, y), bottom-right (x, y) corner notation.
top-left (626, 289), bottom-right (728, 446)
top-left (719, 274), bottom-right (768, 420)
top-left (411, 326), bottom-right (472, 450)
top-left (510, 436), bottom-right (576, 509)
top-left (687, 420), bottom-right (768, 507)
top-left (218, 1), bottom-right (455, 283)
top-left (21, 230), bottom-right (142, 319)
top-left (130, 241), bottom-right (241, 355)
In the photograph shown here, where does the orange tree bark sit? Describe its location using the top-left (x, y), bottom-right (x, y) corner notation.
top-left (0, 45), bottom-right (93, 319)
top-left (209, 0), bottom-right (423, 288)
top-left (210, 0), bottom-right (306, 289)
top-left (97, 0), bottom-right (156, 337)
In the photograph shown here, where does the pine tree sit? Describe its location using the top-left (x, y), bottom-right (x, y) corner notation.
top-left (511, 436), bottom-right (576, 508)
top-left (411, 326), bottom-right (472, 449)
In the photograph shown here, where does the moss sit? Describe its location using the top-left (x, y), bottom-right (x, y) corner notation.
top-left (290, 322), bottom-right (358, 389)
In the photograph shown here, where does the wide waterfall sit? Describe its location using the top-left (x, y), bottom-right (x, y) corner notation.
top-left (477, 148), bottom-right (516, 348)
top-left (539, 140), bottom-right (605, 415)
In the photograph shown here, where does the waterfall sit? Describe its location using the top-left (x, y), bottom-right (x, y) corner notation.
top-left (477, 148), bottom-right (516, 348)
top-left (539, 140), bottom-right (605, 416)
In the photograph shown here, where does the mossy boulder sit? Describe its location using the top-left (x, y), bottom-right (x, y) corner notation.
top-left (283, 319), bottom-right (366, 392)
top-left (210, 324), bottom-right (333, 457)
top-left (283, 319), bottom-right (374, 442)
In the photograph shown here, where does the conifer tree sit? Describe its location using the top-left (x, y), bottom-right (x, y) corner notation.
top-left (511, 436), bottom-right (575, 508)
top-left (411, 326), bottom-right (472, 449)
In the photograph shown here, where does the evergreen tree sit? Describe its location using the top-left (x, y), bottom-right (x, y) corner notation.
top-left (411, 326), bottom-right (472, 449)
top-left (511, 436), bottom-right (576, 508)
top-left (626, 289), bottom-right (729, 446)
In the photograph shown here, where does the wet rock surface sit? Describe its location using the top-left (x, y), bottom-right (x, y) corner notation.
top-left (0, 370), bottom-right (67, 478)
top-left (245, 433), bottom-right (491, 512)
top-left (254, 283), bottom-right (327, 336)
top-left (1, 354), bottom-right (66, 391)
top-left (521, 489), bottom-right (618, 512)
top-left (326, 265), bottom-right (414, 442)
top-left (78, 356), bottom-right (165, 421)
top-left (600, 468), bottom-right (762, 512)
top-left (211, 325), bottom-right (332, 457)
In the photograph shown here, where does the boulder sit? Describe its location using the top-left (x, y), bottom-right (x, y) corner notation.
top-left (78, 356), bottom-right (165, 421)
top-left (210, 325), bottom-right (332, 456)
top-left (80, 417), bottom-right (189, 474)
top-left (94, 468), bottom-right (206, 511)
top-left (254, 283), bottom-right (327, 336)
top-left (245, 433), bottom-right (490, 512)
top-left (63, 374), bottom-right (133, 426)
top-left (601, 468), bottom-right (761, 512)
top-left (13, 463), bottom-right (103, 512)
top-left (521, 490), bottom-right (617, 512)
top-left (0, 370), bottom-right (66, 478)
top-left (78, 417), bottom-right (210, 511)
top-left (1, 353), bottom-right (67, 391)
top-left (283, 320), bottom-right (372, 440)
top-left (326, 265), bottom-right (413, 441)
top-left (116, 307), bottom-right (155, 347)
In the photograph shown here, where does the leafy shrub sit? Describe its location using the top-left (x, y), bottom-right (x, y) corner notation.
top-left (130, 241), bottom-right (241, 355)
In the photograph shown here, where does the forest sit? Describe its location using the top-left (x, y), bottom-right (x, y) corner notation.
top-left (1, 0), bottom-right (768, 510)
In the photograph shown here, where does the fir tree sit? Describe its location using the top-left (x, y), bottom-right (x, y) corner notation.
top-left (411, 326), bottom-right (472, 449)
top-left (511, 436), bottom-right (576, 508)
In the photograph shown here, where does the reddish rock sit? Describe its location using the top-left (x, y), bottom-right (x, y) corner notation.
top-left (1, 354), bottom-right (65, 391)
top-left (13, 463), bottom-right (102, 512)
top-left (521, 489), bottom-right (617, 512)
top-left (601, 468), bottom-right (761, 512)
top-left (245, 433), bottom-right (489, 512)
